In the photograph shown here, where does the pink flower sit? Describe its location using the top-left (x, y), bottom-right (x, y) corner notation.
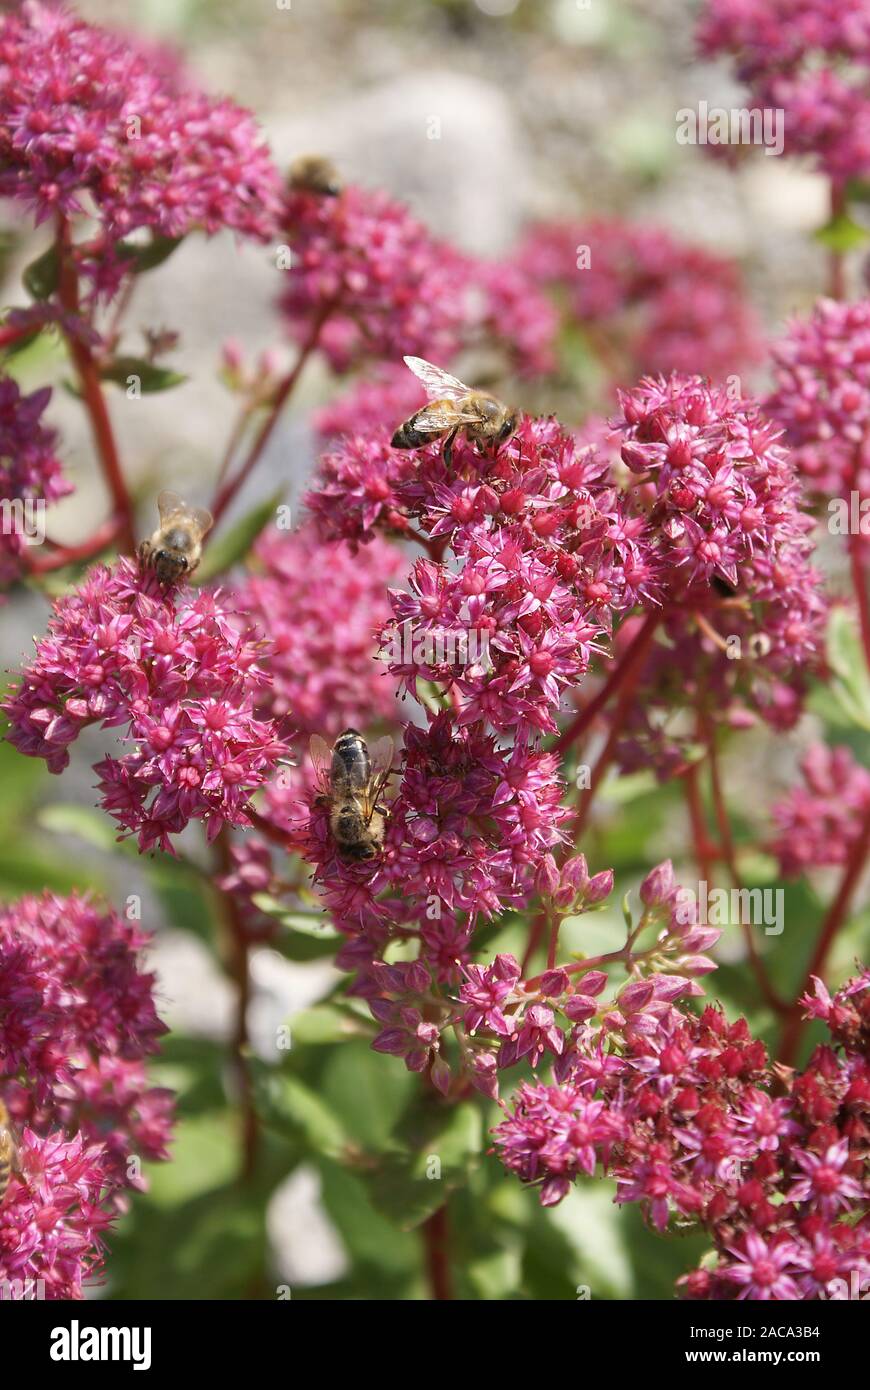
top-left (235, 523), bottom-right (404, 735)
top-left (0, 1127), bottom-right (114, 1300)
top-left (698, 1), bottom-right (870, 181)
top-left (3, 558), bottom-right (287, 851)
top-left (460, 954), bottom-right (521, 1036)
top-left (0, 2), bottom-right (281, 293)
top-left (516, 217), bottom-right (761, 382)
top-left (0, 891), bottom-right (172, 1298)
top-left (788, 1141), bottom-right (865, 1216)
top-left (280, 182), bottom-right (469, 371)
top-left (770, 744), bottom-right (870, 874)
top-left (0, 378), bottom-right (71, 587)
top-left (719, 1232), bottom-right (803, 1302)
top-left (767, 298), bottom-right (870, 508)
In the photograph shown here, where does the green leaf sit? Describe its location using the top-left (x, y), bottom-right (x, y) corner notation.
top-left (318, 1159), bottom-right (418, 1276)
top-left (0, 841), bottom-right (102, 899)
top-left (148, 855), bottom-right (217, 948)
top-left (362, 1100), bottom-right (484, 1230)
top-left (116, 234), bottom-right (183, 274)
top-left (251, 893), bottom-right (341, 960)
top-left (147, 1036), bottom-right (228, 1117)
top-left (321, 1041), bottom-right (414, 1151)
top-left (195, 491), bottom-right (284, 584)
top-left (820, 607), bottom-right (870, 730)
top-left (252, 1067), bottom-right (349, 1159)
top-left (38, 802), bottom-right (135, 855)
top-left (0, 726), bottom-right (47, 831)
top-left (23, 244), bottom-right (60, 300)
top-left (815, 211), bottom-right (870, 254)
top-left (101, 355), bottom-right (187, 393)
top-left (290, 1003), bottom-right (373, 1046)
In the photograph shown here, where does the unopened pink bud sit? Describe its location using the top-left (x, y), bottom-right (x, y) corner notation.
top-left (640, 859), bottom-right (675, 906)
top-left (535, 853), bottom-right (560, 898)
top-left (586, 868), bottom-right (614, 904)
top-left (575, 969), bottom-right (609, 996)
top-left (539, 968), bottom-right (570, 997)
top-left (431, 1054), bottom-right (451, 1096)
top-left (618, 979), bottom-right (656, 1013)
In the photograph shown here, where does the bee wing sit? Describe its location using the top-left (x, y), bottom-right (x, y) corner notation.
top-left (403, 356), bottom-right (472, 404)
top-left (308, 734), bottom-right (334, 793)
top-left (361, 735), bottom-right (394, 823)
top-left (191, 506), bottom-right (214, 538)
top-left (405, 403), bottom-right (482, 434)
top-left (156, 490), bottom-right (189, 525)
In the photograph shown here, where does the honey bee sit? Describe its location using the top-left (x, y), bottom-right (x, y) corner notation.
top-left (288, 155), bottom-right (342, 198)
top-left (310, 728), bottom-right (394, 862)
top-left (0, 1099), bottom-right (18, 1205)
top-left (390, 356), bottom-right (518, 465)
top-left (138, 491), bottom-right (213, 585)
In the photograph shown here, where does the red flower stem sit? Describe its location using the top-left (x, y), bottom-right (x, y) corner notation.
top-left (703, 716), bottom-right (787, 1016)
top-left (422, 1203), bottom-right (452, 1300)
top-left (848, 527), bottom-right (870, 674)
top-left (521, 902), bottom-right (548, 975)
top-left (216, 832), bottom-right (258, 1181)
top-left (210, 301), bottom-right (337, 528)
top-left (546, 911), bottom-right (560, 971)
top-left (828, 180), bottom-right (847, 301)
top-left (216, 402), bottom-right (255, 487)
top-left (778, 801), bottom-right (870, 1067)
top-left (552, 611), bottom-right (661, 756)
top-left (26, 514), bottom-right (125, 573)
top-left (55, 217), bottom-right (136, 554)
top-left (0, 321), bottom-right (37, 350)
top-left (683, 762), bottom-right (716, 887)
top-left (244, 802), bottom-right (304, 854)
top-left (573, 621), bottom-right (659, 840)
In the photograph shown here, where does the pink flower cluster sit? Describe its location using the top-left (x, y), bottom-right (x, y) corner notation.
top-left (280, 181), bottom-right (558, 378)
top-left (3, 557), bottom-right (287, 852)
top-left (0, 377), bottom-right (71, 588)
top-left (0, 892), bottom-right (172, 1298)
top-left (607, 375), bottom-right (826, 769)
top-left (235, 522), bottom-right (403, 736)
top-left (218, 524), bottom-right (407, 939)
top-left (309, 372), bottom-right (824, 771)
top-left (0, 2), bottom-right (281, 293)
top-left (495, 960), bottom-right (870, 1301)
top-left (766, 297), bottom-right (870, 505)
top-left (297, 367), bottom-right (827, 1080)
top-left (280, 182), bottom-right (470, 373)
top-left (771, 743), bottom-right (870, 875)
top-left (698, 0), bottom-right (870, 180)
top-left (516, 218), bottom-right (762, 384)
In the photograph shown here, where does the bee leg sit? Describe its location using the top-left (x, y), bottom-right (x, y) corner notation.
top-left (442, 426), bottom-right (460, 467)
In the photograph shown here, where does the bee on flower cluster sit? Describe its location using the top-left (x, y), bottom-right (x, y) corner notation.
top-left (391, 356), bottom-right (518, 465)
top-left (138, 491), bottom-right (213, 585)
top-left (288, 155), bottom-right (342, 198)
top-left (310, 728), bottom-right (394, 862)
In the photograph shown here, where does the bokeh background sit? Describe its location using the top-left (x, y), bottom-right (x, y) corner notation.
top-left (1, 0), bottom-right (865, 1299)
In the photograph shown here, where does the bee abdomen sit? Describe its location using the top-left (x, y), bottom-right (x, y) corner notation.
top-left (391, 418), bottom-right (426, 449)
top-left (332, 728), bottom-right (370, 789)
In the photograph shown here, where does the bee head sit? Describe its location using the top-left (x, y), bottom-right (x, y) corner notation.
top-left (497, 413), bottom-right (518, 445)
